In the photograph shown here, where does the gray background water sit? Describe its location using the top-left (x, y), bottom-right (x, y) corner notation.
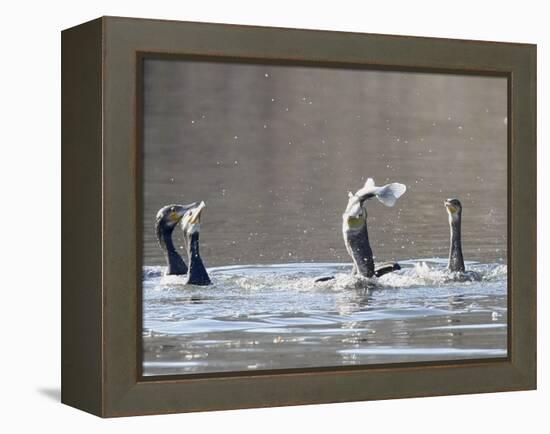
top-left (143, 59), bottom-right (507, 268)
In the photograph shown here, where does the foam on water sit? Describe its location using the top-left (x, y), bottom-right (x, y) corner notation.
top-left (145, 260), bottom-right (506, 291)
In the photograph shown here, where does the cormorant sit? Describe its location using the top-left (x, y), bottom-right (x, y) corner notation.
top-left (179, 201), bottom-right (211, 286)
top-left (156, 203), bottom-right (198, 275)
top-left (444, 198), bottom-right (482, 281)
top-left (343, 178), bottom-right (406, 278)
top-left (444, 198), bottom-right (465, 272)
top-left (316, 178), bottom-right (406, 282)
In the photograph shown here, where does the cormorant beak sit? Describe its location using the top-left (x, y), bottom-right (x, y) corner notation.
top-left (168, 202), bottom-right (199, 223)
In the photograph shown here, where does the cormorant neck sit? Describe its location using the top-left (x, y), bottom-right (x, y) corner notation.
top-left (186, 232), bottom-right (211, 285)
top-left (161, 226), bottom-right (188, 275)
top-left (344, 218), bottom-right (375, 278)
top-left (448, 217), bottom-right (465, 272)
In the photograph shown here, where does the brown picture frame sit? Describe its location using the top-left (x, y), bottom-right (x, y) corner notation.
top-left (61, 16), bottom-right (536, 417)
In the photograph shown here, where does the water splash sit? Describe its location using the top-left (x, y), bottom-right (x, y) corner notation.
top-left (142, 260), bottom-right (507, 375)
top-left (144, 260), bottom-right (506, 293)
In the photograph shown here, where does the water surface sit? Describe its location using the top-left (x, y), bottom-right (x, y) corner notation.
top-left (143, 260), bottom-right (507, 376)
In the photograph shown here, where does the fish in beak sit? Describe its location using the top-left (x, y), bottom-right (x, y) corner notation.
top-left (181, 201), bottom-right (206, 235)
top-left (189, 201), bottom-right (206, 224)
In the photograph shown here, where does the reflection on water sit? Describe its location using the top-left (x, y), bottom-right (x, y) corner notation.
top-left (142, 261), bottom-right (507, 376)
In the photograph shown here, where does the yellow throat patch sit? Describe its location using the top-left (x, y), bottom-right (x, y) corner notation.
top-left (347, 216), bottom-right (364, 229)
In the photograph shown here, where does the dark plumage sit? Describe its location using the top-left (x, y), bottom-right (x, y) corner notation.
top-left (185, 232), bottom-right (211, 285)
top-left (445, 198), bottom-right (466, 273)
top-left (179, 201), bottom-right (211, 286)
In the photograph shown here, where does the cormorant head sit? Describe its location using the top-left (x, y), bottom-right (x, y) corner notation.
top-left (180, 201), bottom-right (206, 239)
top-left (343, 192), bottom-right (367, 231)
top-left (156, 203), bottom-right (198, 247)
top-left (445, 198), bottom-right (462, 223)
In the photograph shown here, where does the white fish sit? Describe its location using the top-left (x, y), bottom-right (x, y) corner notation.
top-left (353, 178), bottom-right (407, 207)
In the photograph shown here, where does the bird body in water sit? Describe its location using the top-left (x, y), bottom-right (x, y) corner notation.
top-left (444, 198), bottom-right (481, 280)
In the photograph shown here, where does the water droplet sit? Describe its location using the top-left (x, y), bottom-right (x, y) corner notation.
top-left (264, 73), bottom-right (269, 78)
top-left (234, 160), bottom-right (238, 165)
